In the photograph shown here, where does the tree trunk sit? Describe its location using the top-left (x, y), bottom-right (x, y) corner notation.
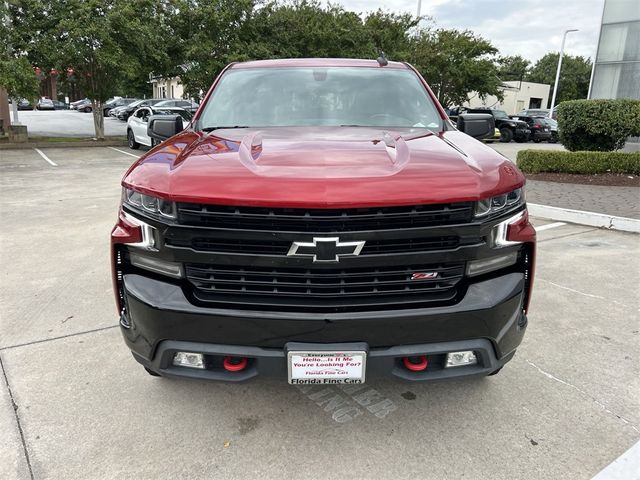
top-left (0, 88), bottom-right (11, 134)
top-left (92, 100), bottom-right (104, 139)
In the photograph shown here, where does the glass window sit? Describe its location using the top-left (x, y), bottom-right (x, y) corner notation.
top-left (591, 63), bottom-right (640, 99)
top-left (598, 21), bottom-right (640, 62)
top-left (198, 67), bottom-right (443, 131)
top-left (602, 0), bottom-right (640, 23)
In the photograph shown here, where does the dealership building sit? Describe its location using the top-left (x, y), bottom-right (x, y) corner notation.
top-left (589, 0), bottom-right (640, 100)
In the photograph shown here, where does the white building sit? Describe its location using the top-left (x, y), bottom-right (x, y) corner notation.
top-left (464, 81), bottom-right (551, 115)
top-left (149, 75), bottom-right (185, 99)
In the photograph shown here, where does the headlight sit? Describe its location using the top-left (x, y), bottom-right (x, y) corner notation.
top-left (475, 187), bottom-right (524, 218)
top-left (122, 188), bottom-right (176, 219)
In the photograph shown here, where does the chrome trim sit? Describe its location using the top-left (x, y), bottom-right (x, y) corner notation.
top-left (122, 211), bottom-right (157, 250)
top-left (287, 237), bottom-right (366, 263)
top-left (493, 210), bottom-right (526, 247)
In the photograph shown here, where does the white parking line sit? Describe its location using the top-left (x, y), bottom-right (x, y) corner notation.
top-left (108, 147), bottom-right (140, 159)
top-left (33, 148), bottom-right (57, 167)
top-left (535, 222), bottom-right (566, 232)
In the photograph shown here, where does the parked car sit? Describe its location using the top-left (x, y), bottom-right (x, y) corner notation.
top-left (51, 100), bottom-right (69, 110)
top-left (103, 97), bottom-right (138, 117)
top-left (17, 99), bottom-right (33, 110)
top-left (539, 118), bottom-right (558, 143)
top-left (127, 106), bottom-right (192, 149)
top-left (466, 108), bottom-right (530, 143)
top-left (112, 58), bottom-right (535, 383)
top-left (116, 98), bottom-right (166, 121)
top-left (36, 98), bottom-right (55, 111)
top-left (154, 99), bottom-right (200, 113)
top-left (516, 107), bottom-right (558, 120)
top-left (510, 115), bottom-right (552, 143)
top-left (75, 99), bottom-right (93, 112)
top-left (70, 98), bottom-right (90, 110)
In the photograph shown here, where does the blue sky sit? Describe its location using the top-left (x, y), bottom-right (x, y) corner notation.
top-left (337, 0), bottom-right (603, 62)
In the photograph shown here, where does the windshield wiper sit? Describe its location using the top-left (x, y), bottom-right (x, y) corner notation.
top-left (201, 126), bottom-right (251, 132)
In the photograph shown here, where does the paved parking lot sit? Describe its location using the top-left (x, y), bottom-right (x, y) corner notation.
top-left (9, 110), bottom-right (127, 137)
top-left (1, 146), bottom-right (638, 479)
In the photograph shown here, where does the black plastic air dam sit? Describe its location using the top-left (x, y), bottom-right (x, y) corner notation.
top-left (131, 338), bottom-right (516, 382)
top-left (120, 272), bottom-right (527, 364)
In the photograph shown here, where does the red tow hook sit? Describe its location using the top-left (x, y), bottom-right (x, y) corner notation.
top-left (223, 356), bottom-right (248, 372)
top-left (403, 356), bottom-right (428, 372)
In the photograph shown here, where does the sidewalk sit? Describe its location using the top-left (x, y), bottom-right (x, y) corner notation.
top-left (489, 143), bottom-right (640, 220)
top-left (526, 180), bottom-right (640, 219)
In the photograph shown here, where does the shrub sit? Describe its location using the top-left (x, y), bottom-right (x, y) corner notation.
top-left (557, 99), bottom-right (640, 152)
top-left (517, 150), bottom-right (640, 175)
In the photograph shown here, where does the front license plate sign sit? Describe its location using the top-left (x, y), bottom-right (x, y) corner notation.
top-left (288, 351), bottom-right (366, 385)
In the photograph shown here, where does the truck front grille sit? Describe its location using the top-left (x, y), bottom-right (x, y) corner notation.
top-left (176, 202), bottom-right (475, 232)
top-left (166, 235), bottom-right (461, 255)
top-left (184, 262), bottom-right (465, 312)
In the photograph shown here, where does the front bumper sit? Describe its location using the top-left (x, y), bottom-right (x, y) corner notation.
top-left (121, 271), bottom-right (528, 382)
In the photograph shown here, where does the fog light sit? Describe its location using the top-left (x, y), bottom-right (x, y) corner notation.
top-left (445, 351), bottom-right (477, 368)
top-left (173, 352), bottom-right (205, 369)
top-left (467, 251), bottom-right (518, 277)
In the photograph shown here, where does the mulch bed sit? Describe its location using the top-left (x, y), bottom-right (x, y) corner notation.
top-left (525, 172), bottom-right (640, 187)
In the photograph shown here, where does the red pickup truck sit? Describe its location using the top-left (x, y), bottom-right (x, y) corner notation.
top-left (111, 58), bottom-right (535, 384)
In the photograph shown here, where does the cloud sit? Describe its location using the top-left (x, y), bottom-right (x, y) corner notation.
top-left (334, 0), bottom-right (602, 62)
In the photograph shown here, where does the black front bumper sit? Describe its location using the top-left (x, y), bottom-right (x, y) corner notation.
top-left (121, 271), bottom-right (527, 382)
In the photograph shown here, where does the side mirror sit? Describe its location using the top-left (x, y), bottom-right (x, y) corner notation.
top-left (148, 114), bottom-right (183, 141)
top-left (456, 113), bottom-right (495, 140)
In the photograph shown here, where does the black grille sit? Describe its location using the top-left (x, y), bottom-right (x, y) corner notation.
top-left (167, 235), bottom-right (460, 255)
top-left (185, 262), bottom-right (465, 312)
top-left (177, 202), bottom-right (475, 232)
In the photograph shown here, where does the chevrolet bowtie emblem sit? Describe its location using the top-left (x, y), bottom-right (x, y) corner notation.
top-left (287, 237), bottom-right (366, 262)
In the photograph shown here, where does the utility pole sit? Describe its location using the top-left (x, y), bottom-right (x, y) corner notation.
top-left (549, 29), bottom-right (578, 116)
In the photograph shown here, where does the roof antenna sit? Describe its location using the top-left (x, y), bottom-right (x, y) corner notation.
top-left (377, 52), bottom-right (388, 67)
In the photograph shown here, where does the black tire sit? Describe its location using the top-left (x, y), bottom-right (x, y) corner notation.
top-left (533, 138), bottom-right (541, 143)
top-left (103, 108), bottom-right (111, 117)
top-left (549, 134), bottom-right (558, 144)
top-left (499, 128), bottom-right (513, 143)
top-left (127, 129), bottom-right (140, 150)
top-left (144, 367), bottom-right (161, 377)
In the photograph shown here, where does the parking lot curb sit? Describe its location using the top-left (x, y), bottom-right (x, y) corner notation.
top-left (529, 203), bottom-right (640, 233)
top-left (0, 140), bottom-right (127, 150)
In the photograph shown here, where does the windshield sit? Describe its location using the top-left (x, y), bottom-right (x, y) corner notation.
top-left (493, 110), bottom-right (508, 119)
top-left (198, 67), bottom-right (443, 130)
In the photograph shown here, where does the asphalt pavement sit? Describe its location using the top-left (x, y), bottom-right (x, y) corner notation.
top-left (0, 146), bottom-right (639, 480)
top-left (9, 110), bottom-right (127, 137)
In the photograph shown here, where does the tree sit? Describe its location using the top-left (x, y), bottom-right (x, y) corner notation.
top-left (0, 2), bottom-right (40, 126)
top-left (411, 28), bottom-right (502, 107)
top-left (497, 55), bottom-right (530, 82)
top-left (170, 0), bottom-right (256, 98)
top-left (51, 0), bottom-right (173, 138)
top-left (526, 53), bottom-right (592, 107)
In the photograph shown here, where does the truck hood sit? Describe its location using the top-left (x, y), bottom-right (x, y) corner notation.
top-left (123, 127), bottom-right (524, 208)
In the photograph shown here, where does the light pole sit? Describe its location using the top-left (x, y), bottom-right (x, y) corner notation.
top-left (549, 29), bottom-right (578, 116)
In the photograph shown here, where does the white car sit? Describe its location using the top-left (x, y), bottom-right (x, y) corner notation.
top-left (127, 106), bottom-right (192, 149)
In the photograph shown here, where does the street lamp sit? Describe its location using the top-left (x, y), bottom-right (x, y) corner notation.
top-left (549, 29), bottom-right (579, 116)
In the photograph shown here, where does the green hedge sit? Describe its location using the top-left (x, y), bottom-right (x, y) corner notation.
top-left (517, 150), bottom-right (640, 175)
top-left (557, 99), bottom-right (640, 152)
